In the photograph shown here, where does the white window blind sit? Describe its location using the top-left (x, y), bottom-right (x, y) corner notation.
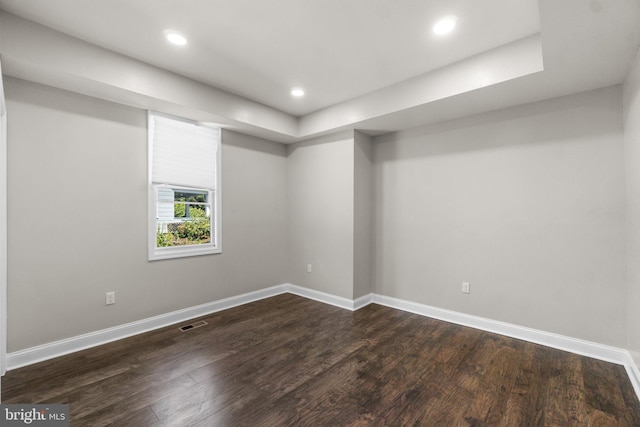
top-left (150, 113), bottom-right (220, 189)
top-left (148, 111), bottom-right (222, 260)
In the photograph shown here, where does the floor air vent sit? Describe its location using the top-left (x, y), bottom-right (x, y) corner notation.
top-left (179, 320), bottom-right (208, 332)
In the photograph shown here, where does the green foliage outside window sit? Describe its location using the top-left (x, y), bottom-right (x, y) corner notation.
top-left (176, 218), bottom-right (210, 242)
top-left (174, 198), bottom-right (186, 218)
top-left (157, 204), bottom-right (210, 248)
top-left (189, 206), bottom-right (206, 218)
top-left (157, 231), bottom-right (174, 247)
top-left (157, 218), bottom-right (210, 247)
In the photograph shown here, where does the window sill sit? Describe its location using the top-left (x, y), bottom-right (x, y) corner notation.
top-left (149, 244), bottom-right (221, 261)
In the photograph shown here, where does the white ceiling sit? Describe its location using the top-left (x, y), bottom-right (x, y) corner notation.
top-left (0, 0), bottom-right (639, 142)
top-left (0, 0), bottom-right (540, 116)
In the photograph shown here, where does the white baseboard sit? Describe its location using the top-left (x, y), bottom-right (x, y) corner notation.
top-left (353, 293), bottom-right (374, 310)
top-left (625, 352), bottom-right (640, 400)
top-left (6, 284), bottom-right (640, 402)
top-left (371, 294), bottom-right (629, 365)
top-left (283, 284), bottom-right (374, 311)
top-left (371, 294), bottom-right (640, 401)
top-left (283, 283), bottom-right (356, 310)
top-left (6, 284), bottom-right (288, 370)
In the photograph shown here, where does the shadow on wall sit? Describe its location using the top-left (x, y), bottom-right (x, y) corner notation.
top-left (222, 129), bottom-right (287, 158)
top-left (286, 130), bottom-right (355, 156)
top-left (4, 77), bottom-right (145, 130)
top-left (374, 86), bottom-right (622, 162)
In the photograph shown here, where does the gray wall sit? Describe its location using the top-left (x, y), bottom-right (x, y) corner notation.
top-left (286, 130), bottom-right (374, 300)
top-left (286, 132), bottom-right (355, 299)
top-left (353, 131), bottom-right (373, 299)
top-left (624, 47), bottom-right (640, 365)
top-left (374, 86), bottom-right (626, 347)
top-left (4, 74), bottom-right (634, 354)
top-left (6, 77), bottom-right (288, 352)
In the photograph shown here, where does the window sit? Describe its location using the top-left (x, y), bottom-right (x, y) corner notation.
top-left (148, 112), bottom-right (221, 260)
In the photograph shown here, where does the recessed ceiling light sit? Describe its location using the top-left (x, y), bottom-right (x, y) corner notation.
top-left (165, 30), bottom-right (187, 46)
top-left (433, 15), bottom-right (457, 36)
top-left (291, 88), bottom-right (305, 97)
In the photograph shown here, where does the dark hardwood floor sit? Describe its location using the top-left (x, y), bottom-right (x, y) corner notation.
top-left (3, 293), bottom-right (640, 426)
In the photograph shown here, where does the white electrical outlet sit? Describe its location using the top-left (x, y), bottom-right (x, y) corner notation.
top-left (106, 291), bottom-right (116, 305)
top-left (307, 264), bottom-right (312, 273)
top-left (462, 282), bottom-right (470, 294)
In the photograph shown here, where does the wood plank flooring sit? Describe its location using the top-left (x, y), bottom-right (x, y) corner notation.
top-left (3, 293), bottom-right (640, 426)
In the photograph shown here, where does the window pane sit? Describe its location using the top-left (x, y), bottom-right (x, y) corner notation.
top-left (148, 111), bottom-right (221, 260)
top-left (174, 190), bottom-right (206, 202)
top-left (156, 187), bottom-right (212, 248)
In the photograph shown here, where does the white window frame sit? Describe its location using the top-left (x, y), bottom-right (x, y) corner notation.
top-left (148, 111), bottom-right (222, 261)
top-left (0, 58), bottom-right (7, 376)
